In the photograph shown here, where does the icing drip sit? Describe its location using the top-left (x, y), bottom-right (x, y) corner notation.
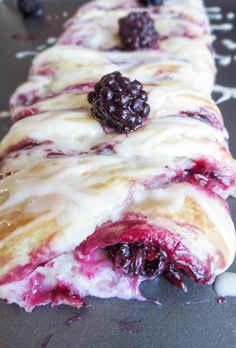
top-left (222, 39), bottom-right (236, 51)
top-left (211, 23), bottom-right (233, 32)
top-left (226, 13), bottom-right (235, 20)
top-left (214, 272), bottom-right (236, 298)
top-left (214, 54), bottom-right (231, 66)
top-left (206, 7), bottom-right (221, 13)
top-left (213, 85), bottom-right (236, 104)
top-left (208, 13), bottom-right (223, 21)
top-left (16, 51), bottom-right (37, 59)
top-left (0, 111), bottom-right (10, 118)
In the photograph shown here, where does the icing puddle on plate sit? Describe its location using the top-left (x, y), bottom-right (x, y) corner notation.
top-left (214, 272), bottom-right (236, 300)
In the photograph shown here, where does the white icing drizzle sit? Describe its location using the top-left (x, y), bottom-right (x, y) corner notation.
top-left (185, 299), bottom-right (210, 305)
top-left (222, 39), bottom-right (236, 51)
top-left (214, 272), bottom-right (236, 298)
top-left (36, 44), bottom-right (47, 52)
top-left (206, 7), bottom-right (221, 13)
top-left (46, 14), bottom-right (52, 21)
top-left (210, 34), bottom-right (217, 43)
top-left (15, 37), bottom-right (58, 60)
top-left (15, 51), bottom-right (37, 59)
top-left (213, 85), bottom-right (236, 104)
top-left (227, 12), bottom-right (235, 20)
top-left (214, 53), bottom-right (231, 66)
top-left (46, 37), bottom-right (57, 45)
top-left (211, 23), bottom-right (233, 32)
top-left (0, 111), bottom-right (10, 118)
top-left (208, 13), bottom-right (223, 21)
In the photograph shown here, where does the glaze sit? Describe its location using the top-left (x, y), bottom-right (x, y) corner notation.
top-left (214, 272), bottom-right (236, 298)
top-left (213, 85), bottom-right (236, 104)
top-left (222, 39), bottom-right (236, 51)
top-left (16, 51), bottom-right (37, 59)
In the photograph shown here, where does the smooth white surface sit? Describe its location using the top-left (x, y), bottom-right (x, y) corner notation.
top-left (214, 272), bottom-right (236, 297)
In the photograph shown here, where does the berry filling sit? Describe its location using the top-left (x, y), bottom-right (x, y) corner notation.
top-left (119, 11), bottom-right (159, 50)
top-left (50, 285), bottom-right (84, 307)
top-left (79, 215), bottom-right (213, 289)
top-left (21, 273), bottom-right (84, 310)
top-left (0, 213), bottom-right (220, 311)
top-left (90, 142), bottom-right (116, 155)
top-left (0, 139), bottom-right (80, 178)
top-left (2, 139), bottom-right (53, 155)
top-left (0, 235), bottom-right (57, 286)
top-left (180, 109), bottom-right (223, 130)
top-left (105, 242), bottom-right (187, 289)
top-left (106, 243), bottom-right (167, 277)
top-left (88, 71), bottom-right (150, 133)
top-left (180, 159), bottom-right (234, 194)
top-left (0, 139), bottom-right (53, 175)
top-left (14, 107), bottom-right (40, 122)
top-left (12, 82), bottom-right (96, 113)
top-left (14, 90), bottom-right (40, 108)
top-left (63, 82), bottom-right (95, 94)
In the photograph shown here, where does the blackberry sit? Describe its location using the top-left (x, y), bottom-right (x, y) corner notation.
top-left (139, 0), bottom-right (164, 6)
top-left (18, 0), bottom-right (42, 16)
top-left (119, 11), bottom-right (158, 50)
top-left (106, 243), bottom-right (167, 277)
top-left (88, 71), bottom-right (150, 133)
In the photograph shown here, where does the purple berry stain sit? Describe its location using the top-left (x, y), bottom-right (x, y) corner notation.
top-left (217, 296), bottom-right (226, 304)
top-left (114, 318), bottom-right (144, 333)
top-left (11, 33), bottom-right (35, 41)
top-left (39, 334), bottom-right (53, 348)
top-left (64, 306), bottom-right (89, 327)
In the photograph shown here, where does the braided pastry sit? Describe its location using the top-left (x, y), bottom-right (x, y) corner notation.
top-left (0, 0), bottom-right (235, 311)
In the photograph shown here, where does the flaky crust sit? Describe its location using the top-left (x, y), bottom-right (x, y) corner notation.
top-left (0, 0), bottom-right (235, 310)
top-left (0, 157), bottom-right (234, 284)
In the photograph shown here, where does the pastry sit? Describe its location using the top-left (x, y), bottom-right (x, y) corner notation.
top-left (0, 159), bottom-right (234, 311)
top-left (0, 0), bottom-right (235, 311)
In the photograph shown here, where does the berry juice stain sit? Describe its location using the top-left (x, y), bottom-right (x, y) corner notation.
top-left (217, 296), bottom-right (226, 304)
top-left (40, 334), bottom-right (53, 348)
top-left (64, 306), bottom-right (89, 327)
top-left (11, 33), bottom-right (35, 41)
top-left (114, 318), bottom-right (143, 333)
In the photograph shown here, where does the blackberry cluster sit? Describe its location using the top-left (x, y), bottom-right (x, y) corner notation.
top-left (18, 0), bottom-right (42, 16)
top-left (87, 71), bottom-right (150, 133)
top-left (139, 0), bottom-right (164, 6)
top-left (106, 243), bottom-right (167, 277)
top-left (119, 11), bottom-right (159, 50)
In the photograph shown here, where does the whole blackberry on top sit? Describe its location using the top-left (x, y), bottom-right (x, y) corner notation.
top-left (88, 72), bottom-right (150, 133)
top-left (18, 0), bottom-right (42, 16)
top-left (139, 0), bottom-right (164, 6)
top-left (119, 11), bottom-right (159, 50)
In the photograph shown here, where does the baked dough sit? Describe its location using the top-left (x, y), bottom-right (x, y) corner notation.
top-left (0, 0), bottom-right (235, 311)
